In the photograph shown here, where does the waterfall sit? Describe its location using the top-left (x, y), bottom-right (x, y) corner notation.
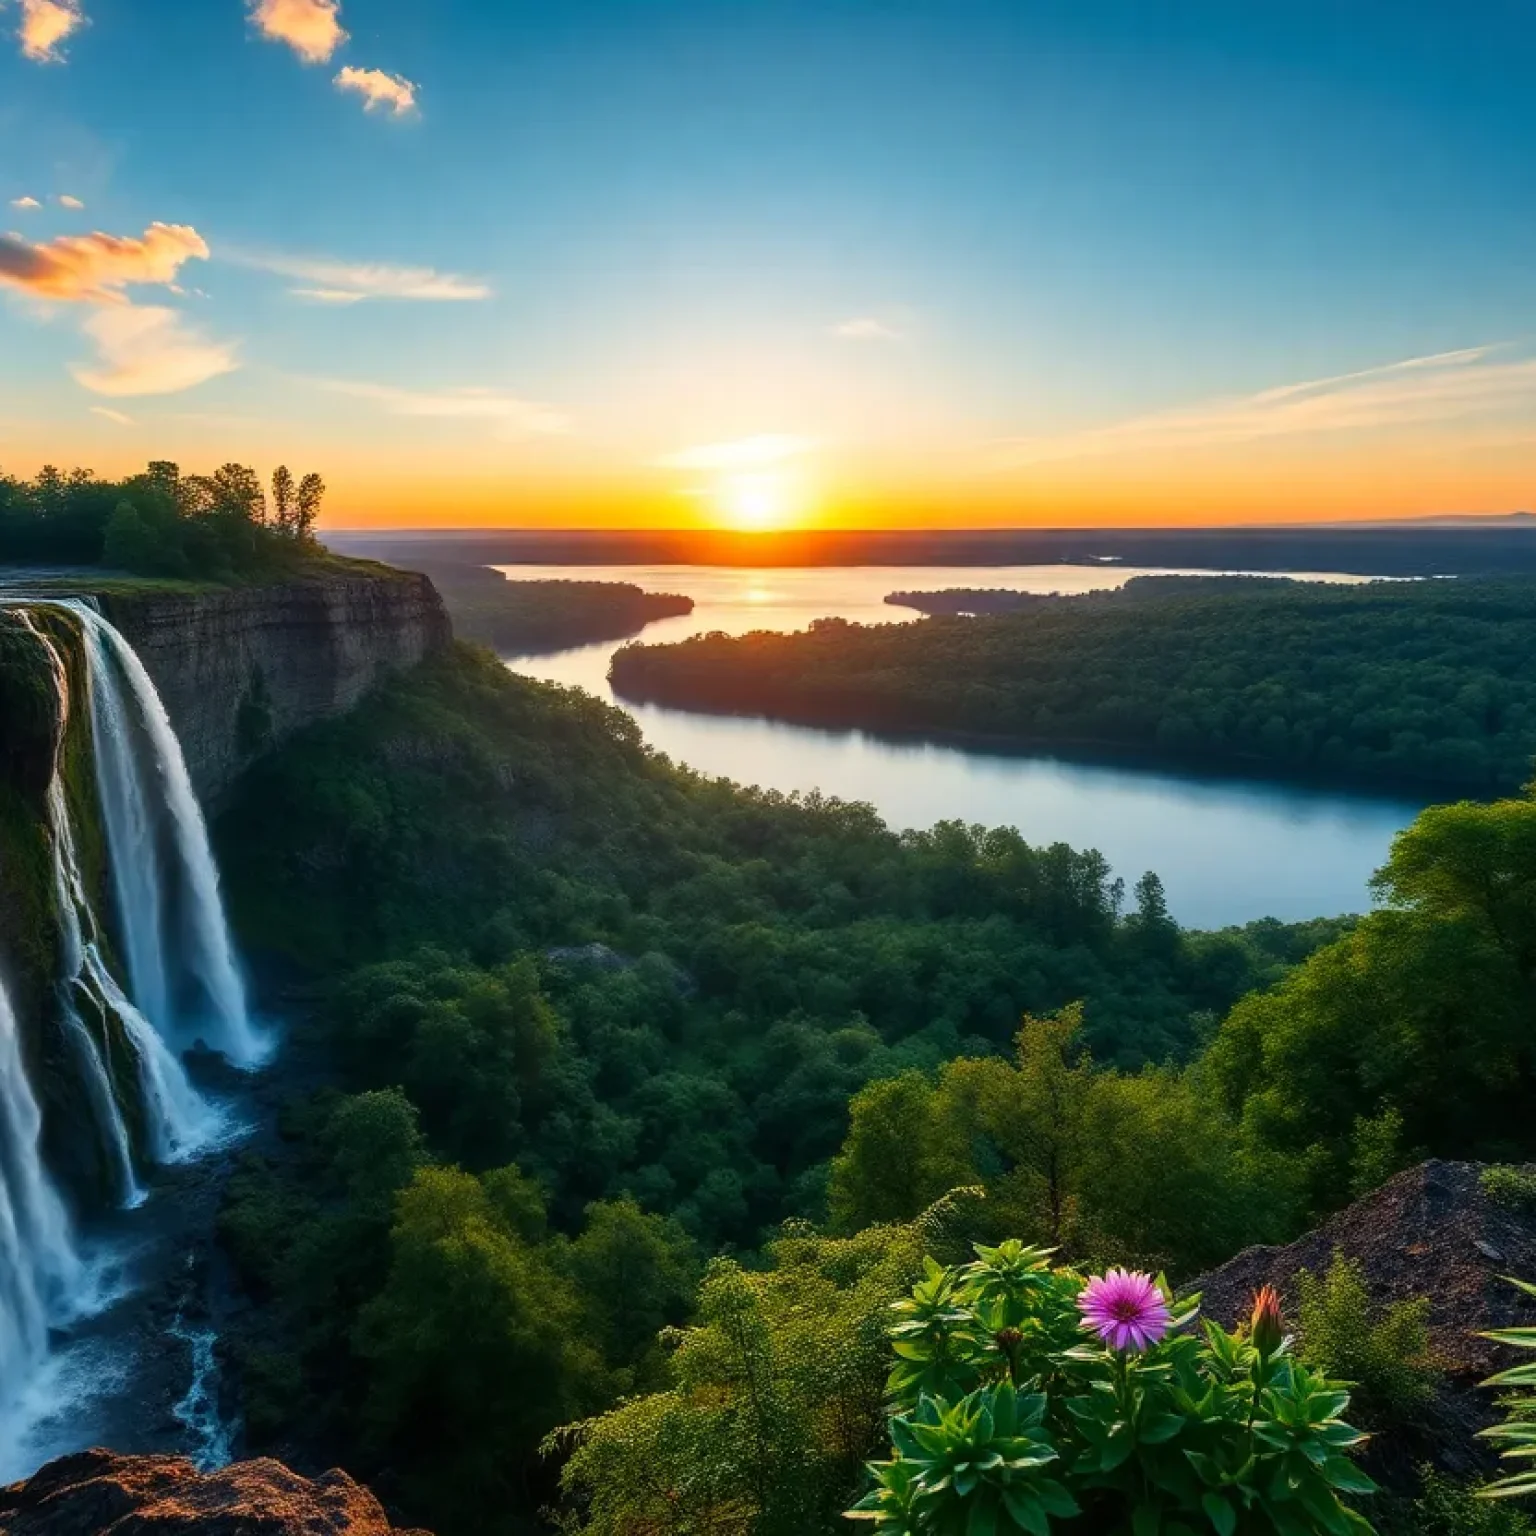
top-left (65, 604), bottom-right (264, 1068)
top-left (0, 972), bottom-right (84, 1437)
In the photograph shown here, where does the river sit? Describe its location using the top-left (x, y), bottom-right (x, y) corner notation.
top-left (498, 563), bottom-right (1428, 928)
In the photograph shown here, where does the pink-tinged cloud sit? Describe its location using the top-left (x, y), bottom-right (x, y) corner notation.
top-left (0, 222), bottom-right (210, 303)
top-left (73, 306), bottom-right (239, 397)
top-left (334, 65), bottom-right (418, 116)
top-left (10, 197), bottom-right (41, 210)
top-left (58, 194), bottom-right (84, 210)
top-left (16, 0), bottom-right (85, 62)
top-left (248, 0), bottom-right (346, 64)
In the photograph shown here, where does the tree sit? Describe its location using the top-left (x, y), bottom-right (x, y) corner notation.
top-left (355, 1164), bottom-right (604, 1526)
top-left (271, 465), bottom-right (296, 536)
top-left (295, 472), bottom-right (325, 543)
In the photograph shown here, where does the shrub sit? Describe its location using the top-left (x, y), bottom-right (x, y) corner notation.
top-left (1295, 1252), bottom-right (1439, 1426)
top-left (851, 1240), bottom-right (1378, 1534)
top-left (1481, 1167), bottom-right (1536, 1214)
top-left (1411, 1470), bottom-right (1536, 1535)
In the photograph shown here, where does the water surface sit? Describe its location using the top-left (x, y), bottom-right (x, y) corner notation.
top-left (499, 564), bottom-right (1426, 928)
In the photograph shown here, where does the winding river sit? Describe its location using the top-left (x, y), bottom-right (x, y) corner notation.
top-left (499, 563), bottom-right (1428, 929)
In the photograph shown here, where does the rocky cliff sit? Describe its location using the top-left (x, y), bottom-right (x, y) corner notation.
top-left (0, 1450), bottom-right (430, 1534)
top-left (100, 571), bottom-right (452, 805)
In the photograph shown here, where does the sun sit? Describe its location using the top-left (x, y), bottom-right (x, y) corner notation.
top-left (717, 470), bottom-right (793, 531)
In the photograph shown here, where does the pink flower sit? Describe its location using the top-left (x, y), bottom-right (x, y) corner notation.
top-left (1077, 1268), bottom-right (1172, 1352)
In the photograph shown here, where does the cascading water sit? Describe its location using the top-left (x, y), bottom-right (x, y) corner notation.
top-left (0, 971), bottom-right (85, 1447)
top-left (66, 603), bottom-right (263, 1068)
top-left (0, 597), bottom-right (260, 1474)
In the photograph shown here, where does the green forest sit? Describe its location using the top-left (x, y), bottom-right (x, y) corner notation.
top-left (208, 637), bottom-right (1536, 1536)
top-left (610, 575), bottom-right (1536, 793)
top-left (0, 461), bottom-right (330, 579)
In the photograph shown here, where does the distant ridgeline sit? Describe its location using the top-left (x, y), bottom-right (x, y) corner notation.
top-left (612, 575), bottom-right (1536, 794)
top-left (405, 562), bottom-right (693, 654)
top-left (0, 598), bottom-right (263, 1438)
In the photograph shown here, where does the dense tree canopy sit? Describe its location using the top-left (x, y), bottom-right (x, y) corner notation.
top-left (611, 575), bottom-right (1536, 793)
top-left (212, 642), bottom-right (1536, 1534)
top-left (0, 460), bottom-right (326, 578)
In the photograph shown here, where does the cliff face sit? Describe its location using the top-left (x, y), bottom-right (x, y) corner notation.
top-left (0, 1450), bottom-right (431, 1534)
top-left (101, 572), bottom-right (452, 805)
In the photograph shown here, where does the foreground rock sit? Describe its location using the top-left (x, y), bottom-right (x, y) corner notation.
top-left (0, 1450), bottom-right (431, 1535)
top-left (1194, 1160), bottom-right (1536, 1485)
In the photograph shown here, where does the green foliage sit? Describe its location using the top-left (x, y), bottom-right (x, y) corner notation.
top-left (1204, 795), bottom-right (1536, 1223)
top-left (1482, 1167), bottom-right (1536, 1214)
top-left (609, 576), bottom-right (1536, 793)
top-left (830, 1007), bottom-right (1278, 1272)
top-left (853, 1241), bottom-right (1377, 1535)
top-left (1411, 1471), bottom-right (1536, 1536)
top-left (1476, 1278), bottom-right (1536, 1503)
top-left (553, 1205), bottom-right (946, 1536)
top-left (1295, 1254), bottom-right (1438, 1427)
top-left (1, 460), bottom-right (325, 577)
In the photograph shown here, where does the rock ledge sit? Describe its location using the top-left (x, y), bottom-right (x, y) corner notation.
top-left (0, 1450), bottom-right (431, 1535)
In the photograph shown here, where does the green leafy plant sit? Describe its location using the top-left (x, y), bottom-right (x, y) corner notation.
top-left (852, 1241), bottom-right (1378, 1533)
top-left (1478, 1278), bottom-right (1536, 1502)
top-left (1295, 1253), bottom-right (1439, 1427)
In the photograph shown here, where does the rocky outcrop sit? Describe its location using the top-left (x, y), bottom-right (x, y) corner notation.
top-left (0, 1450), bottom-right (431, 1535)
top-left (101, 572), bottom-right (451, 805)
top-left (1193, 1160), bottom-right (1536, 1486)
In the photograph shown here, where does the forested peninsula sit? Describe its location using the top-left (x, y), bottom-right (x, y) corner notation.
top-left (612, 575), bottom-right (1536, 793)
top-left (403, 562), bottom-right (694, 654)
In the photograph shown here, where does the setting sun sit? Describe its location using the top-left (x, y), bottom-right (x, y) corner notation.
top-left (717, 471), bottom-right (792, 530)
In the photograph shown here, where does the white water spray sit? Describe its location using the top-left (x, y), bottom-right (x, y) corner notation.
top-left (0, 972), bottom-right (84, 1442)
top-left (65, 604), bottom-right (264, 1068)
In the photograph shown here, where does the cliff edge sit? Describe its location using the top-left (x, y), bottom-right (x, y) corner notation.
top-left (0, 1450), bottom-right (431, 1535)
top-left (102, 570), bottom-right (452, 805)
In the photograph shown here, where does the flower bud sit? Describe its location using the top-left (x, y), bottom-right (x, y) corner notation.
top-left (1249, 1284), bottom-right (1284, 1359)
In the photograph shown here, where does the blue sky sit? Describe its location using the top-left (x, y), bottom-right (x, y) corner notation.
top-left (2, 0), bottom-right (1534, 526)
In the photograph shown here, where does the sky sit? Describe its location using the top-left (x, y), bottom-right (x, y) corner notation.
top-left (1, 0), bottom-right (1534, 530)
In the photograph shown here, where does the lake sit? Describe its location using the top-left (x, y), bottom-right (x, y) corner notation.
top-left (498, 563), bottom-right (1427, 929)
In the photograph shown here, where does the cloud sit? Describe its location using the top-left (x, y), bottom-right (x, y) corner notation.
top-left (57, 194), bottom-right (83, 209)
top-left (990, 346), bottom-right (1536, 467)
top-left (73, 305), bottom-right (239, 397)
top-left (658, 434), bottom-right (815, 471)
top-left (832, 317), bottom-right (900, 342)
top-left (232, 249), bottom-right (489, 302)
top-left (334, 64), bottom-right (417, 116)
top-left (10, 196), bottom-right (40, 211)
top-left (15, 0), bottom-right (85, 62)
top-left (320, 380), bottom-right (570, 438)
top-left (0, 222), bottom-right (210, 303)
top-left (89, 405), bottom-right (133, 425)
top-left (248, 0), bottom-right (345, 63)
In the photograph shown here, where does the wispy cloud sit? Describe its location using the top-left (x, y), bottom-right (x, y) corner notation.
top-left (232, 249), bottom-right (488, 303)
top-left (15, 0), bottom-right (85, 62)
top-left (334, 65), bottom-right (417, 116)
top-left (658, 434), bottom-right (815, 470)
top-left (990, 346), bottom-right (1536, 467)
top-left (320, 380), bottom-right (571, 438)
top-left (73, 305), bottom-right (239, 397)
top-left (0, 222), bottom-right (209, 303)
top-left (248, 0), bottom-right (345, 64)
top-left (832, 317), bottom-right (901, 342)
top-left (57, 194), bottom-right (83, 210)
top-left (89, 404), bottom-right (134, 425)
top-left (10, 196), bottom-right (40, 210)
